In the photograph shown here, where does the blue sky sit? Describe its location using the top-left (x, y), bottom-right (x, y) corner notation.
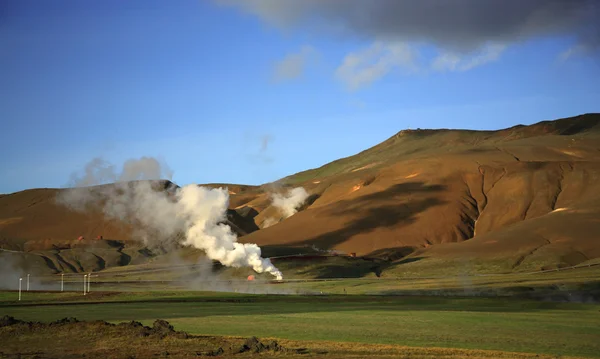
top-left (1, 0), bottom-right (599, 193)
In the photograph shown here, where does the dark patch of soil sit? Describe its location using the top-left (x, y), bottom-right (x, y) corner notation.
top-left (234, 336), bottom-right (310, 355)
top-left (199, 335), bottom-right (309, 356)
top-left (0, 315), bottom-right (187, 339)
top-left (238, 336), bottom-right (279, 353)
top-left (1, 316), bottom-right (311, 357)
top-left (203, 347), bottom-right (225, 356)
top-left (113, 319), bottom-right (189, 339)
top-left (0, 315), bottom-right (22, 327)
top-left (1, 315), bottom-right (80, 329)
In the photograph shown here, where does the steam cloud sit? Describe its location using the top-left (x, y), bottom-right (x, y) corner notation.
top-left (271, 187), bottom-right (309, 218)
top-left (177, 185), bottom-right (282, 279)
top-left (68, 156), bottom-right (173, 187)
top-left (0, 251), bottom-right (54, 290)
top-left (58, 157), bottom-right (283, 280)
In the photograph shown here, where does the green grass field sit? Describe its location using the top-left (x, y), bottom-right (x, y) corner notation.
top-left (2, 259), bottom-right (599, 358)
top-left (1, 291), bottom-right (599, 358)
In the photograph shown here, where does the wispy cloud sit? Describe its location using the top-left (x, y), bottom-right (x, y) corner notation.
top-left (557, 44), bottom-right (594, 63)
top-left (246, 134), bottom-right (275, 164)
top-left (273, 45), bottom-right (317, 81)
top-left (431, 43), bottom-right (507, 72)
top-left (336, 41), bottom-right (506, 89)
top-left (349, 98), bottom-right (367, 109)
top-left (335, 42), bottom-right (418, 90)
top-left (259, 134), bottom-right (272, 152)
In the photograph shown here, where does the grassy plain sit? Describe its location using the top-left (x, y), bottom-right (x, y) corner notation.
top-left (2, 252), bottom-right (599, 358)
top-left (1, 291), bottom-right (600, 358)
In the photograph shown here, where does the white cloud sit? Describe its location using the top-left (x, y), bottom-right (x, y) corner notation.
top-left (335, 42), bottom-right (418, 90)
top-left (350, 98), bottom-right (367, 109)
top-left (273, 45), bottom-right (317, 81)
top-left (431, 43), bottom-right (507, 72)
top-left (558, 44), bottom-right (589, 63)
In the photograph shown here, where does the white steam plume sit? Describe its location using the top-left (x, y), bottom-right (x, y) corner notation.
top-left (178, 185), bottom-right (281, 279)
top-left (68, 156), bottom-right (173, 187)
top-left (58, 157), bottom-right (283, 280)
top-left (271, 187), bottom-right (309, 218)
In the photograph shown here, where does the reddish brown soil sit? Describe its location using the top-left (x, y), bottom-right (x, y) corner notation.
top-left (241, 114), bottom-right (600, 270)
top-left (1, 114), bottom-right (600, 273)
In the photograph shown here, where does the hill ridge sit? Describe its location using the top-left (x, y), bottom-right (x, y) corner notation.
top-left (2, 113), bottom-right (600, 277)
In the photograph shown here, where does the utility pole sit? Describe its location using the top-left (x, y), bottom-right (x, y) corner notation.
top-left (83, 274), bottom-right (87, 295)
top-left (61, 273), bottom-right (64, 292)
top-left (18, 278), bottom-right (22, 301)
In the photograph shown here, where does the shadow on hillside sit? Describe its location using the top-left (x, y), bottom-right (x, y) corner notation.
top-left (394, 257), bottom-right (424, 265)
top-left (292, 258), bottom-right (387, 279)
top-left (293, 248), bottom-right (424, 279)
top-left (366, 246), bottom-right (416, 261)
top-left (291, 182), bottom-right (446, 250)
top-left (259, 245), bottom-right (323, 258)
top-left (550, 113), bottom-right (600, 135)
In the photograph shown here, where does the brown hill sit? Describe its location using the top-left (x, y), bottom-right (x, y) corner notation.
top-left (240, 113), bottom-right (600, 272)
top-left (0, 181), bottom-right (265, 275)
top-left (1, 113), bottom-right (600, 276)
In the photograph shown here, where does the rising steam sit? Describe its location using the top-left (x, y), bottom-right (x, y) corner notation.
top-left (177, 185), bottom-right (282, 279)
top-left (58, 157), bottom-right (282, 280)
top-left (68, 156), bottom-right (173, 187)
top-left (271, 187), bottom-right (309, 218)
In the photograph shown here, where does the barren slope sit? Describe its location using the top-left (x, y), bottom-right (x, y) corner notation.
top-left (240, 114), bottom-right (600, 271)
top-left (1, 113), bottom-right (600, 276)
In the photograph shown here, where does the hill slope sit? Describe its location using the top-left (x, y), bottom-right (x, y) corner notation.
top-left (0, 181), bottom-right (265, 275)
top-left (1, 113), bottom-right (600, 276)
top-left (241, 113), bottom-right (600, 272)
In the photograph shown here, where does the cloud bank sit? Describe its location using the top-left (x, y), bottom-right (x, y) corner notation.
top-left (219, 0), bottom-right (599, 88)
top-left (219, 0), bottom-right (598, 50)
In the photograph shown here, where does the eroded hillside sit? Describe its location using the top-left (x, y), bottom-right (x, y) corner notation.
top-left (1, 114), bottom-right (600, 276)
top-left (241, 114), bottom-right (600, 272)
